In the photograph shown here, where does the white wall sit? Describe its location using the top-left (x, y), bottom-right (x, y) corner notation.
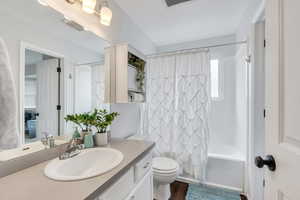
top-left (74, 65), bottom-right (92, 113)
top-left (157, 35), bottom-right (236, 53)
top-left (47, 0), bottom-right (156, 55)
top-left (235, 1), bottom-right (266, 199)
top-left (246, 21), bottom-right (265, 200)
top-left (111, 104), bottom-right (141, 138)
top-left (104, 0), bottom-right (157, 54)
top-left (236, 0), bottom-right (264, 41)
top-left (235, 45), bottom-right (248, 158)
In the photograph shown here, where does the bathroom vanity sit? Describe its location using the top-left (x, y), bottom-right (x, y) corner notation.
top-left (0, 139), bottom-right (154, 200)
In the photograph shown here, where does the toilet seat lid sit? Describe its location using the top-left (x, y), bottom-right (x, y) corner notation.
top-left (152, 157), bottom-right (178, 172)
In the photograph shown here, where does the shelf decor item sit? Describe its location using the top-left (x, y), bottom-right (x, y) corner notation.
top-left (84, 133), bottom-right (94, 148)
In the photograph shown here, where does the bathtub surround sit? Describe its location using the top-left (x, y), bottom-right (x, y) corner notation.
top-left (0, 38), bottom-right (19, 150)
top-left (142, 49), bottom-right (210, 181)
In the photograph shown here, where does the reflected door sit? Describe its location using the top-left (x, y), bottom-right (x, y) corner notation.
top-left (36, 59), bottom-right (59, 139)
top-left (74, 65), bottom-right (92, 113)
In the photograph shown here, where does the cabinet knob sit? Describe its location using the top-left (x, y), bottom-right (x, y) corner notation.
top-left (143, 162), bottom-right (150, 169)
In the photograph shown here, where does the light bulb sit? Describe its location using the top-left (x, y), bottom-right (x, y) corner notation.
top-left (100, 6), bottom-right (112, 26)
top-left (82, 0), bottom-right (97, 14)
top-left (38, 0), bottom-right (48, 6)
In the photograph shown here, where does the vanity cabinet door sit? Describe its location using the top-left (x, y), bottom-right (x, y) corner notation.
top-left (126, 171), bottom-right (153, 200)
top-left (98, 167), bottom-right (135, 200)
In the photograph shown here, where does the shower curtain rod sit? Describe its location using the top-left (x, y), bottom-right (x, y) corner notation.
top-left (75, 61), bottom-right (103, 66)
top-left (147, 40), bottom-right (247, 57)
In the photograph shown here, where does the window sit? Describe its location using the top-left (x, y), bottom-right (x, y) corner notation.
top-left (210, 59), bottom-right (220, 99)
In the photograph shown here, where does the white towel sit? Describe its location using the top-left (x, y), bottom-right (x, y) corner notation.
top-left (0, 37), bottom-right (19, 149)
top-left (132, 93), bottom-right (144, 102)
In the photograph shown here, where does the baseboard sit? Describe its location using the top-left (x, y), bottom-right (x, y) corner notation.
top-left (202, 181), bottom-right (243, 193)
top-left (176, 176), bottom-right (200, 184)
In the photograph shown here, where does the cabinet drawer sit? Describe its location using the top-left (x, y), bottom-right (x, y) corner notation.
top-left (100, 167), bottom-right (134, 200)
top-left (134, 152), bottom-right (152, 183)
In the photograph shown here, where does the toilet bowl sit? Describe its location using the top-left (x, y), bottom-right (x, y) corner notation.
top-left (152, 157), bottom-right (179, 200)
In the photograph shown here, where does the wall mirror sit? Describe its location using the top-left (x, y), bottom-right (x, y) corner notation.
top-left (0, 0), bottom-right (110, 161)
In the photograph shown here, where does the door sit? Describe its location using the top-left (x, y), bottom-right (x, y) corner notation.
top-left (124, 171), bottom-right (153, 200)
top-left (36, 59), bottom-right (59, 139)
top-left (74, 65), bottom-right (92, 113)
top-left (131, 172), bottom-right (153, 200)
top-left (263, 0), bottom-right (300, 199)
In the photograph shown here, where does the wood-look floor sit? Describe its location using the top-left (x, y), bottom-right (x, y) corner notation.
top-left (240, 194), bottom-right (248, 200)
top-left (170, 181), bottom-right (189, 200)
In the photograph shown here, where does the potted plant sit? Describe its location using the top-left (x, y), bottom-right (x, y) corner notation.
top-left (91, 109), bottom-right (119, 146)
top-left (65, 112), bottom-right (96, 147)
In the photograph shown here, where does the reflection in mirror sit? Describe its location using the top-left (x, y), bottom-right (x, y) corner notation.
top-left (24, 49), bottom-right (60, 144)
top-left (0, 0), bottom-right (110, 160)
top-left (74, 62), bottom-right (107, 114)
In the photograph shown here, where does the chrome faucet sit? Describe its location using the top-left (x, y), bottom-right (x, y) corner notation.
top-left (59, 138), bottom-right (83, 160)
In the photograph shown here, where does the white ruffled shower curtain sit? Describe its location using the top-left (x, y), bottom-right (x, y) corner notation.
top-left (141, 50), bottom-right (210, 181)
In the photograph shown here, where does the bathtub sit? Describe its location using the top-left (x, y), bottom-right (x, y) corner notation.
top-left (177, 146), bottom-right (245, 192)
top-left (205, 146), bottom-right (245, 191)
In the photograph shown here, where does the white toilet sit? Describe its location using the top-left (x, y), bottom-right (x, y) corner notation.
top-left (152, 157), bottom-right (179, 200)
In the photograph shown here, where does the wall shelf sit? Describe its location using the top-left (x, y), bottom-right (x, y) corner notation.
top-left (104, 43), bottom-right (146, 103)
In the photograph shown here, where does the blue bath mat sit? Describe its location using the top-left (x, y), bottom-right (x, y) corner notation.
top-left (186, 184), bottom-right (240, 200)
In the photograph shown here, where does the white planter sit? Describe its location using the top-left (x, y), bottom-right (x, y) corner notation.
top-left (94, 132), bottom-right (108, 146)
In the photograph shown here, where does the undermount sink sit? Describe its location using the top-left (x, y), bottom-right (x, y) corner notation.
top-left (44, 148), bottom-right (124, 181)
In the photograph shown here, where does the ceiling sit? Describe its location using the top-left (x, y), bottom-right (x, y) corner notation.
top-left (113, 0), bottom-right (253, 46)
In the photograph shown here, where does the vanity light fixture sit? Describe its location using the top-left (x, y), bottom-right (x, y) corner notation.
top-left (37, 0), bottom-right (48, 6)
top-left (65, 0), bottom-right (112, 26)
top-left (99, 2), bottom-right (112, 26)
top-left (82, 0), bottom-right (97, 14)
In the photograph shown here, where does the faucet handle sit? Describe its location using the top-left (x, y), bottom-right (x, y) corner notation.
top-left (48, 136), bottom-right (55, 148)
top-left (41, 132), bottom-right (56, 148)
top-left (41, 137), bottom-right (48, 149)
top-left (42, 132), bottom-right (49, 138)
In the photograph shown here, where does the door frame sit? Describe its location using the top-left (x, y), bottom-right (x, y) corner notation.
top-left (246, 1), bottom-right (266, 200)
top-left (19, 41), bottom-right (64, 145)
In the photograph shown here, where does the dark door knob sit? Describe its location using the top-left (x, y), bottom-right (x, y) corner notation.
top-left (255, 155), bottom-right (276, 171)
